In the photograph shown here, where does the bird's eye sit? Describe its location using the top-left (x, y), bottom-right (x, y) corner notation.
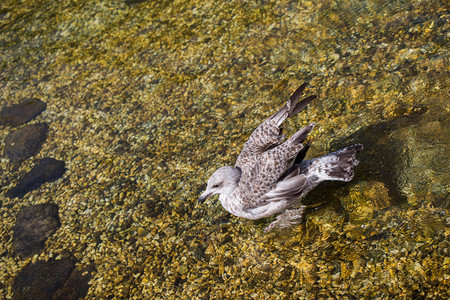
top-left (212, 184), bottom-right (219, 188)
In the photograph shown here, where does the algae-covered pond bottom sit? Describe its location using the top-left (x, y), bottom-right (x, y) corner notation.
top-left (0, 0), bottom-right (448, 298)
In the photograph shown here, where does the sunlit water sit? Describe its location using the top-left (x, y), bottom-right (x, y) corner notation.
top-left (0, 0), bottom-right (448, 298)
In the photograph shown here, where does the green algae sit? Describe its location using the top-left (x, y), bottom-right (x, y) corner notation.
top-left (0, 0), bottom-right (449, 298)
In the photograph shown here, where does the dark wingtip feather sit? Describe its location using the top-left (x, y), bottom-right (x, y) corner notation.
top-left (289, 83), bottom-right (308, 103)
top-left (291, 123), bottom-right (315, 145)
top-left (294, 139), bottom-right (312, 165)
top-left (271, 83), bottom-right (316, 125)
top-left (290, 95), bottom-right (317, 116)
top-left (352, 144), bottom-right (364, 152)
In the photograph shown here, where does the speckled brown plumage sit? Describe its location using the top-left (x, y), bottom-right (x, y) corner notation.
top-left (199, 84), bottom-right (363, 231)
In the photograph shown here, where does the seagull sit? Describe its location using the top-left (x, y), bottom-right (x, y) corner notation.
top-left (199, 83), bottom-right (363, 232)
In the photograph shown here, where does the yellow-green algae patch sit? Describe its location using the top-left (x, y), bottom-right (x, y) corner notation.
top-left (0, 0), bottom-right (449, 298)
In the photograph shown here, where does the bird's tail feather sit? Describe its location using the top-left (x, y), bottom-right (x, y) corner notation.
top-left (304, 144), bottom-right (363, 183)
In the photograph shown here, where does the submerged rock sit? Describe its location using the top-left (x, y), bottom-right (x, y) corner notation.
top-left (6, 158), bottom-right (66, 199)
top-left (53, 263), bottom-right (96, 300)
top-left (13, 203), bottom-right (60, 258)
top-left (13, 257), bottom-right (75, 300)
top-left (343, 181), bottom-right (392, 224)
top-left (4, 123), bottom-right (49, 165)
top-left (0, 98), bottom-right (46, 127)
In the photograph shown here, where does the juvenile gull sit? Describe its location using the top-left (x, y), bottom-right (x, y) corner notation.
top-left (199, 83), bottom-right (363, 232)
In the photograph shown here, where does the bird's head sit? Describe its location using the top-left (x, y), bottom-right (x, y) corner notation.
top-left (198, 166), bottom-right (241, 204)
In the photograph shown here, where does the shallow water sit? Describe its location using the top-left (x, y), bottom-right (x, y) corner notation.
top-left (0, 0), bottom-right (448, 298)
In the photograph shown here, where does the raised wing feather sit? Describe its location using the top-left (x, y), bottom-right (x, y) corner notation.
top-left (237, 124), bottom-right (315, 209)
top-left (235, 84), bottom-right (316, 169)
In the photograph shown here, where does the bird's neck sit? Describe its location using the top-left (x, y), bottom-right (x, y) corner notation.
top-left (219, 187), bottom-right (242, 217)
top-left (220, 184), bottom-right (238, 197)
top-left (218, 166), bottom-right (241, 211)
top-left (223, 166), bottom-right (241, 196)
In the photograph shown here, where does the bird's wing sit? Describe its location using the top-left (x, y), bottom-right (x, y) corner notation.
top-left (237, 130), bottom-right (313, 210)
top-left (235, 83), bottom-right (316, 169)
top-left (260, 172), bottom-right (307, 202)
top-left (240, 167), bottom-right (307, 210)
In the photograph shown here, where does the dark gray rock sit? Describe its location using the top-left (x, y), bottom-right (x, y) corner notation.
top-left (6, 158), bottom-right (66, 199)
top-left (13, 257), bottom-right (75, 300)
top-left (53, 263), bottom-right (96, 300)
top-left (13, 203), bottom-right (60, 258)
top-left (0, 98), bottom-right (46, 127)
top-left (4, 123), bottom-right (49, 165)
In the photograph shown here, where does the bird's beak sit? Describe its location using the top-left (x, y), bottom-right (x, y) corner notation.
top-left (198, 190), bottom-right (212, 204)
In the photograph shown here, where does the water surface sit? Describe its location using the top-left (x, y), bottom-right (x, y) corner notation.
top-left (0, 0), bottom-right (448, 298)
